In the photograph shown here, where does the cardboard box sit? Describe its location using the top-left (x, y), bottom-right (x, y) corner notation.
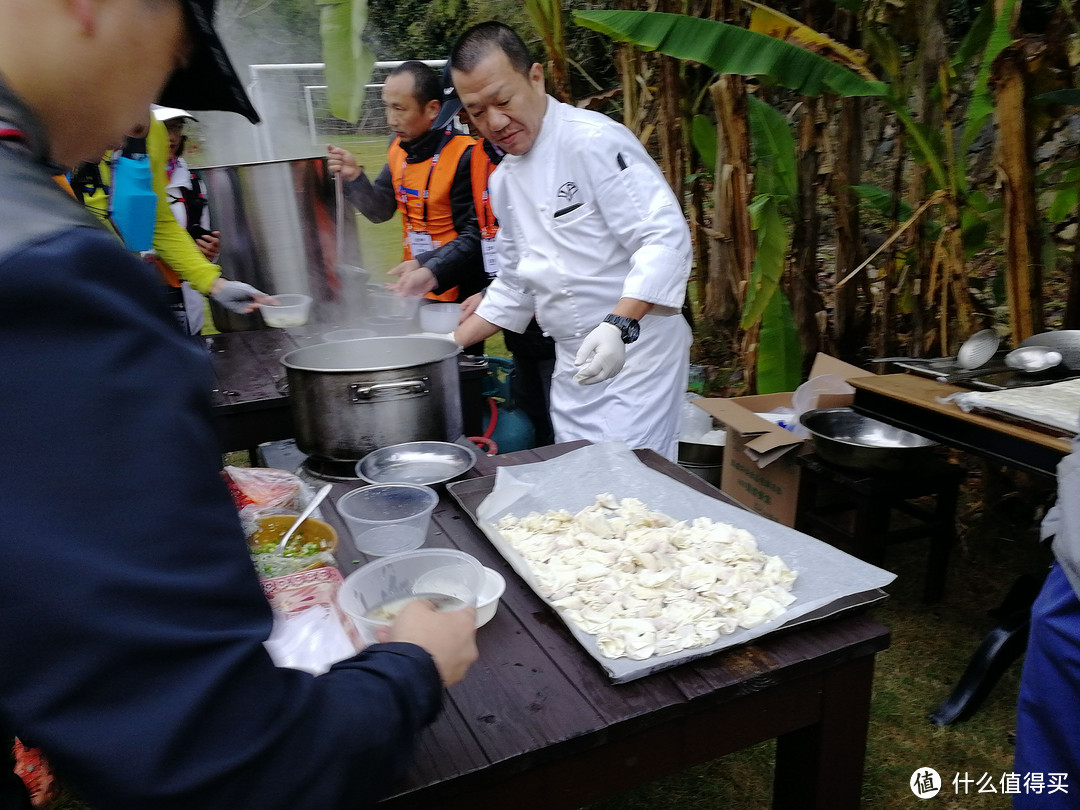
top-left (693, 354), bottom-right (870, 526)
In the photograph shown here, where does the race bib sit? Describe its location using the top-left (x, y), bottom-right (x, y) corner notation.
top-left (407, 231), bottom-right (435, 257)
top-left (481, 237), bottom-right (500, 278)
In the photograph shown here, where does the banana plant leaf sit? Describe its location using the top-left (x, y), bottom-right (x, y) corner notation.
top-left (1036, 88), bottom-right (1080, 106)
top-left (744, 0), bottom-right (873, 79)
top-left (849, 183), bottom-right (914, 222)
top-left (740, 195), bottom-right (786, 330)
top-left (573, 10), bottom-right (888, 99)
top-left (319, 0), bottom-right (375, 123)
top-left (961, 0), bottom-right (1019, 153)
top-left (747, 95), bottom-right (796, 201)
top-left (951, 0), bottom-right (995, 75)
top-left (691, 114), bottom-right (718, 176)
top-left (756, 289), bottom-right (801, 394)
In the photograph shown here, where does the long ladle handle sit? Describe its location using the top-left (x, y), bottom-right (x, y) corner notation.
top-left (334, 172), bottom-right (345, 262)
top-left (275, 484), bottom-right (333, 555)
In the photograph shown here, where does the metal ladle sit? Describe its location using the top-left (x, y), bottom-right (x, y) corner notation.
top-left (956, 328), bottom-right (1001, 370)
top-left (275, 483), bottom-right (333, 555)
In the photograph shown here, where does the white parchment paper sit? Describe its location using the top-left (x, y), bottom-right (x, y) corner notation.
top-left (475, 442), bottom-right (896, 683)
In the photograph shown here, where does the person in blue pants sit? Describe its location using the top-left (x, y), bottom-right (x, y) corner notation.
top-left (1014, 427), bottom-right (1080, 808)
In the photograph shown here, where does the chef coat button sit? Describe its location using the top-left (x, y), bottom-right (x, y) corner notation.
top-left (540, 204), bottom-right (547, 212)
top-left (561, 288), bottom-right (569, 294)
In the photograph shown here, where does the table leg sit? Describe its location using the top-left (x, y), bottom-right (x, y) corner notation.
top-left (927, 572), bottom-right (1044, 725)
top-left (772, 655), bottom-right (875, 810)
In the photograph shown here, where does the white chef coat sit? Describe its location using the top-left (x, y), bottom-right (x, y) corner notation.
top-left (476, 97), bottom-right (692, 460)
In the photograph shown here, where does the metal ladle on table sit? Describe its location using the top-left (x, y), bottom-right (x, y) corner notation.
top-left (275, 483), bottom-right (333, 555)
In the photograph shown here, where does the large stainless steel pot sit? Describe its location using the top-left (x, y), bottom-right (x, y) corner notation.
top-left (282, 336), bottom-right (463, 462)
top-left (197, 156), bottom-right (366, 332)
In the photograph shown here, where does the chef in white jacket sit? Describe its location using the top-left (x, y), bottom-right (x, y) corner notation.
top-left (449, 21), bottom-right (692, 461)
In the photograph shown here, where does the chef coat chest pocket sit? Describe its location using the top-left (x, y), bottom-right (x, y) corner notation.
top-left (550, 201), bottom-right (605, 274)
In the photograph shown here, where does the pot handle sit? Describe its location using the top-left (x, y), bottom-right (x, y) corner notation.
top-left (349, 378), bottom-right (430, 402)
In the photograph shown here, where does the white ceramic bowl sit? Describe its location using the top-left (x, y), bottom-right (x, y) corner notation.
top-left (260, 294), bottom-right (312, 328)
top-left (476, 567), bottom-right (505, 627)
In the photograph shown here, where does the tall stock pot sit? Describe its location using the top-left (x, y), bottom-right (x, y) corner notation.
top-left (282, 337), bottom-right (463, 462)
top-left (198, 155), bottom-right (365, 332)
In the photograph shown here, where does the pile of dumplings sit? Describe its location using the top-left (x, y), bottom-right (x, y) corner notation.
top-left (495, 494), bottom-right (798, 661)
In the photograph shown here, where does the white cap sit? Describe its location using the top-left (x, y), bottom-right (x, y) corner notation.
top-left (151, 105), bottom-right (198, 123)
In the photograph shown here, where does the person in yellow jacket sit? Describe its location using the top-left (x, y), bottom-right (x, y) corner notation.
top-left (71, 111), bottom-right (271, 335)
top-left (327, 61), bottom-right (486, 307)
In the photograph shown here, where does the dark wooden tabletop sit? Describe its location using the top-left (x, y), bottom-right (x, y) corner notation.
top-left (206, 330), bottom-right (303, 452)
top-left (271, 441), bottom-right (892, 810)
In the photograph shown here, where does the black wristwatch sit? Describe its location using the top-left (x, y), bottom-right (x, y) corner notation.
top-left (603, 314), bottom-right (640, 344)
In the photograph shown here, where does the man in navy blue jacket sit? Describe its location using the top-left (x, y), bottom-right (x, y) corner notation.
top-left (0, 2), bottom-right (477, 808)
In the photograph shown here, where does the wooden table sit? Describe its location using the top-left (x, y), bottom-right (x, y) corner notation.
top-left (206, 330), bottom-right (302, 453)
top-left (852, 373), bottom-right (1070, 725)
top-left (263, 441), bottom-right (891, 809)
top-left (850, 373), bottom-right (1071, 477)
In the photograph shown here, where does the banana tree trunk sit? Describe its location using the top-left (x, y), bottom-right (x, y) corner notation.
top-left (832, 94), bottom-right (867, 362)
top-left (993, 41), bottom-right (1044, 340)
top-left (706, 76), bottom-right (754, 331)
top-left (908, 0), bottom-right (946, 354)
top-left (657, 54), bottom-right (686, 204)
top-left (831, 11), bottom-right (868, 363)
top-left (792, 97), bottom-right (825, 375)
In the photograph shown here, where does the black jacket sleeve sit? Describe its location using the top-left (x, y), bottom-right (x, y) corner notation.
top-left (414, 146), bottom-right (487, 298)
top-left (343, 163), bottom-right (398, 223)
top-left (0, 227), bottom-right (443, 810)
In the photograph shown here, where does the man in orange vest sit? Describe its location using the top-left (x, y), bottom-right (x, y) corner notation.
top-left (461, 126), bottom-right (556, 445)
top-left (327, 61), bottom-right (486, 306)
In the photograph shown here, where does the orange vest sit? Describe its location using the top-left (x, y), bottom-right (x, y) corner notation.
top-left (388, 132), bottom-right (473, 302)
top-left (470, 140), bottom-right (498, 241)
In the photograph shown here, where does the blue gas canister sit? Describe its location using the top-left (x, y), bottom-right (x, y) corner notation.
top-left (479, 356), bottom-right (536, 453)
top-left (110, 154), bottom-right (156, 252)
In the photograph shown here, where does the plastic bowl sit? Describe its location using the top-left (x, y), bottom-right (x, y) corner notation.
top-left (247, 514), bottom-right (338, 579)
top-left (260, 294), bottom-right (312, 328)
top-left (419, 302), bottom-right (462, 333)
top-left (476, 567), bottom-right (506, 627)
top-left (338, 549), bottom-right (485, 643)
top-left (369, 290), bottom-right (422, 319)
top-left (336, 483), bottom-right (439, 556)
top-left (323, 328), bottom-right (376, 342)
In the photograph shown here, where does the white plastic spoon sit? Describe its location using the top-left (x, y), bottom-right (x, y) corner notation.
top-left (275, 483), bottom-right (333, 555)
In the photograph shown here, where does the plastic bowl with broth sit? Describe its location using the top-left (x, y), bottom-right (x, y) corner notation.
top-left (247, 514), bottom-right (338, 579)
top-left (338, 549), bottom-right (484, 643)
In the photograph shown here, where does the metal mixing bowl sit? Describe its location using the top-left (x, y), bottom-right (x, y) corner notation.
top-left (356, 441), bottom-right (477, 487)
top-left (799, 407), bottom-right (938, 472)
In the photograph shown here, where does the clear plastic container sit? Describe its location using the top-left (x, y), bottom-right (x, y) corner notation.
top-left (259, 294), bottom-right (312, 328)
top-left (337, 548), bottom-right (484, 643)
top-left (336, 483), bottom-right (438, 556)
top-left (369, 290), bottom-right (422, 319)
top-left (419, 302), bottom-right (462, 333)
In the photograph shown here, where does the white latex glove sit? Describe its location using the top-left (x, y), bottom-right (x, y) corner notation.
top-left (573, 321), bottom-right (626, 385)
top-left (211, 280), bottom-right (268, 314)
